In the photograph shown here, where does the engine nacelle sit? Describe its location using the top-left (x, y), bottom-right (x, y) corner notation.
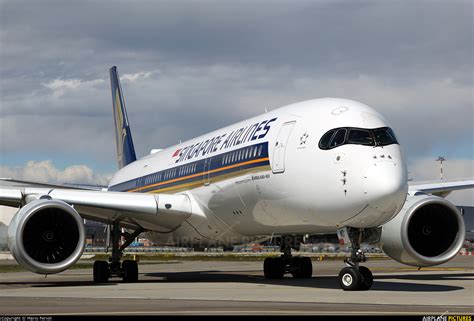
top-left (380, 194), bottom-right (465, 267)
top-left (8, 198), bottom-right (85, 274)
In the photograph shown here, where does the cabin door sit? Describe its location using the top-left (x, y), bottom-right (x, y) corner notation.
top-left (203, 157), bottom-right (212, 185)
top-left (272, 121), bottom-right (296, 174)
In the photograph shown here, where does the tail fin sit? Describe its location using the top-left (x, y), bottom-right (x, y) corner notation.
top-left (110, 66), bottom-right (137, 169)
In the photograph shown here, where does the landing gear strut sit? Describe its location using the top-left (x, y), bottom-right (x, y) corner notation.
top-left (264, 235), bottom-right (313, 279)
top-left (337, 227), bottom-right (375, 291)
top-left (93, 221), bottom-right (144, 283)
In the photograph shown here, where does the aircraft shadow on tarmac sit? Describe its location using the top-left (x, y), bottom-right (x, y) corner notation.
top-left (137, 270), bottom-right (469, 292)
top-left (4, 271), bottom-right (469, 292)
top-left (4, 281), bottom-right (118, 287)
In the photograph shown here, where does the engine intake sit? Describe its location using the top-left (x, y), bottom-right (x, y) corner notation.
top-left (8, 198), bottom-right (85, 274)
top-left (380, 195), bottom-right (465, 267)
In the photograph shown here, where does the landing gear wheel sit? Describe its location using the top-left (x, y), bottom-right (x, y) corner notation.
top-left (338, 266), bottom-right (362, 291)
top-left (290, 257), bottom-right (302, 278)
top-left (264, 257), bottom-right (284, 279)
top-left (358, 266), bottom-right (373, 290)
top-left (93, 260), bottom-right (110, 283)
top-left (290, 257), bottom-right (313, 279)
top-left (122, 260), bottom-right (139, 282)
top-left (300, 257), bottom-right (313, 278)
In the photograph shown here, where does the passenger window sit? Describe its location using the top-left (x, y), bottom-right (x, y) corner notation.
top-left (330, 129), bottom-right (347, 148)
top-left (348, 129), bottom-right (373, 146)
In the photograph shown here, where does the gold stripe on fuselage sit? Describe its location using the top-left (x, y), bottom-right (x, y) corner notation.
top-left (139, 164), bottom-right (272, 194)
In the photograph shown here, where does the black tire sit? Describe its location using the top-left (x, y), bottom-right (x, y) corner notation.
top-left (338, 266), bottom-right (362, 291)
top-left (122, 260), bottom-right (139, 282)
top-left (264, 257), bottom-right (272, 278)
top-left (300, 257), bottom-right (313, 279)
top-left (290, 257), bottom-right (302, 278)
top-left (290, 257), bottom-right (312, 279)
top-left (358, 266), bottom-right (373, 290)
top-left (264, 257), bottom-right (284, 279)
top-left (93, 260), bottom-right (109, 283)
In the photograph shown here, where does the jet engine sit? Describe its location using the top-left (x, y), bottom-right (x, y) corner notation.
top-left (379, 194), bottom-right (465, 267)
top-left (8, 197), bottom-right (85, 274)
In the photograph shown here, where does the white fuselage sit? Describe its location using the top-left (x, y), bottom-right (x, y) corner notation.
top-left (108, 98), bottom-right (408, 246)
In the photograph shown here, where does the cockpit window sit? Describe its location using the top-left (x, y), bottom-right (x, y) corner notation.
top-left (373, 128), bottom-right (397, 146)
top-left (330, 129), bottom-right (347, 148)
top-left (318, 129), bottom-right (335, 149)
top-left (348, 129), bottom-right (373, 146)
top-left (319, 127), bottom-right (398, 150)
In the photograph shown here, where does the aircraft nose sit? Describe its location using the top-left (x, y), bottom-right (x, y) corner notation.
top-left (364, 161), bottom-right (405, 198)
top-left (363, 160), bottom-right (408, 222)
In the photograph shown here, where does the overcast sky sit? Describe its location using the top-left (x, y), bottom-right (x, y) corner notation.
top-left (0, 0), bottom-right (472, 204)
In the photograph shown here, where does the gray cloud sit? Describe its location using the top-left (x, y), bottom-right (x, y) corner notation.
top-left (0, 160), bottom-right (111, 185)
top-left (1, 1), bottom-right (472, 78)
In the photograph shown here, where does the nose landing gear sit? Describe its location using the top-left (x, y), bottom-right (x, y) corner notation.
top-left (337, 227), bottom-right (377, 291)
top-left (92, 221), bottom-right (144, 283)
top-left (338, 264), bottom-right (373, 291)
top-left (263, 235), bottom-right (313, 279)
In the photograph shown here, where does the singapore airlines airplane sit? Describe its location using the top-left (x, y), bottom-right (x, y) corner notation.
top-left (1, 66), bottom-right (472, 291)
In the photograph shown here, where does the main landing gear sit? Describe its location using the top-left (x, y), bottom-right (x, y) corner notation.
top-left (93, 221), bottom-right (144, 283)
top-left (264, 235), bottom-right (313, 279)
top-left (337, 227), bottom-right (375, 291)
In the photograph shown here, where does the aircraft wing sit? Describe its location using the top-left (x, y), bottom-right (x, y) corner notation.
top-left (0, 186), bottom-right (203, 232)
top-left (409, 178), bottom-right (474, 198)
top-left (0, 178), bottom-right (105, 190)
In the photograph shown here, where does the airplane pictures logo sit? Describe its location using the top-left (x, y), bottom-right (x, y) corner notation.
top-left (423, 316), bottom-right (472, 321)
top-left (172, 117), bottom-right (277, 163)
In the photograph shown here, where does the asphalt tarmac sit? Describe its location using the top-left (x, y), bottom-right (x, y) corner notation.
top-left (0, 256), bottom-right (472, 315)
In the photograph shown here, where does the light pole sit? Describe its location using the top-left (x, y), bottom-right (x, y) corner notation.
top-left (436, 156), bottom-right (445, 180)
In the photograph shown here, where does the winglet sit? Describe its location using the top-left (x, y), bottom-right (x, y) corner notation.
top-left (110, 66), bottom-right (137, 169)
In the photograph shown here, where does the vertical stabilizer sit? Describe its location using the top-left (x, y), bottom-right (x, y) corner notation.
top-left (110, 66), bottom-right (137, 169)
